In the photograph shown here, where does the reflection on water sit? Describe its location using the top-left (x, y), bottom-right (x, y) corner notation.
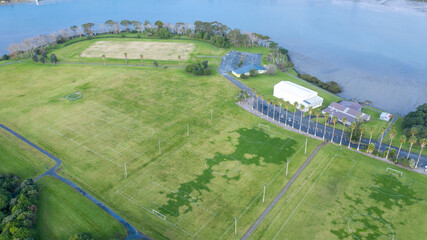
top-left (0, 0), bottom-right (426, 114)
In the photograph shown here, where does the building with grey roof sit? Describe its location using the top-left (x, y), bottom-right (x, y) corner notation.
top-left (322, 101), bottom-right (370, 125)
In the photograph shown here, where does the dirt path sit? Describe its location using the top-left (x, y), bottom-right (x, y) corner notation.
top-left (241, 141), bottom-right (328, 240)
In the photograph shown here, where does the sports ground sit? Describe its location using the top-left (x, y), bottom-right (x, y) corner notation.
top-left (1, 38), bottom-right (426, 239)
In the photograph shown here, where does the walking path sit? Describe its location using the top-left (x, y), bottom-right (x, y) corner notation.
top-left (241, 141), bottom-right (328, 240)
top-left (0, 124), bottom-right (150, 240)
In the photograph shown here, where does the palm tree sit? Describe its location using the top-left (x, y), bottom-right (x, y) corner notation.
top-left (261, 95), bottom-right (265, 115)
top-left (410, 127), bottom-right (418, 137)
top-left (415, 138), bottom-right (427, 168)
top-left (307, 107), bottom-right (313, 135)
top-left (251, 89), bottom-right (256, 110)
top-left (272, 100), bottom-right (277, 121)
top-left (348, 122), bottom-right (356, 148)
top-left (178, 55), bottom-right (181, 65)
top-left (284, 101), bottom-right (290, 126)
top-left (339, 117), bottom-right (348, 145)
top-left (397, 135), bottom-right (406, 159)
top-left (314, 111), bottom-right (321, 137)
top-left (357, 125), bottom-right (365, 151)
top-left (299, 105), bottom-right (305, 131)
top-left (385, 130), bottom-right (396, 159)
top-left (378, 127), bottom-right (386, 152)
top-left (124, 52), bottom-right (128, 64)
top-left (407, 136), bottom-right (417, 159)
top-left (323, 112), bottom-right (329, 140)
top-left (256, 93), bottom-right (260, 111)
top-left (368, 127), bottom-right (375, 146)
top-left (279, 100), bottom-right (283, 123)
top-left (102, 54), bottom-right (106, 65)
top-left (140, 54), bottom-right (143, 65)
top-left (331, 116), bottom-right (338, 143)
top-left (292, 102), bottom-right (298, 129)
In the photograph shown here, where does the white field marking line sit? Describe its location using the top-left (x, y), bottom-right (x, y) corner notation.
top-left (64, 126), bottom-right (84, 140)
top-left (151, 201), bottom-right (184, 223)
top-left (81, 145), bottom-right (122, 167)
top-left (218, 190), bottom-right (264, 240)
top-left (266, 145), bottom-right (305, 187)
top-left (280, 139), bottom-right (291, 150)
top-left (193, 213), bottom-right (217, 237)
top-left (47, 127), bottom-right (84, 146)
top-left (115, 112), bottom-right (233, 194)
top-left (240, 135), bottom-right (283, 150)
top-left (115, 144), bottom-right (142, 158)
top-left (104, 146), bottom-right (122, 157)
top-left (116, 191), bottom-right (198, 239)
top-left (304, 201), bottom-right (394, 239)
top-left (370, 184), bottom-right (405, 197)
top-left (272, 156), bottom-right (337, 240)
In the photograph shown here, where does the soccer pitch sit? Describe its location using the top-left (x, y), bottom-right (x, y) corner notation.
top-left (250, 144), bottom-right (427, 240)
top-left (0, 62), bottom-right (320, 239)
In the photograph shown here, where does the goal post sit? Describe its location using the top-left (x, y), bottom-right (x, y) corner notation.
top-left (258, 123), bottom-right (270, 131)
top-left (152, 209), bottom-right (166, 220)
top-left (386, 167), bottom-right (403, 177)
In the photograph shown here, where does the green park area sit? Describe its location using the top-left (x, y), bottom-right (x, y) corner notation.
top-left (1, 36), bottom-right (425, 239)
top-left (249, 144), bottom-right (427, 239)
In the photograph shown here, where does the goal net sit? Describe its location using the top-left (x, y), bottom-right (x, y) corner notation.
top-left (258, 123), bottom-right (270, 131)
top-left (152, 209), bottom-right (166, 220)
top-left (386, 167), bottom-right (403, 177)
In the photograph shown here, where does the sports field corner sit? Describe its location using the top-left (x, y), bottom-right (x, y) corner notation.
top-left (249, 144), bottom-right (427, 240)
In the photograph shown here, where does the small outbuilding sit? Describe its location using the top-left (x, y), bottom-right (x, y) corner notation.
top-left (380, 112), bottom-right (392, 121)
top-left (232, 65), bottom-right (266, 78)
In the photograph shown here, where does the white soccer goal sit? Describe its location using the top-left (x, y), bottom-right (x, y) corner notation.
top-left (386, 167), bottom-right (403, 177)
top-left (152, 209), bottom-right (166, 220)
top-left (258, 123), bottom-right (270, 131)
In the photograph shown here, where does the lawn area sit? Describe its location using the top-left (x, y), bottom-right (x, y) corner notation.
top-left (37, 177), bottom-right (126, 240)
top-left (243, 70), bottom-right (342, 110)
top-left (0, 61), bottom-right (321, 239)
top-left (383, 118), bottom-right (427, 156)
top-left (250, 144), bottom-right (427, 239)
top-left (51, 36), bottom-right (229, 67)
top-left (0, 128), bottom-right (55, 179)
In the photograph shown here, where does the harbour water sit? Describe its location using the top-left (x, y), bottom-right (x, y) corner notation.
top-left (1, 0), bottom-right (426, 114)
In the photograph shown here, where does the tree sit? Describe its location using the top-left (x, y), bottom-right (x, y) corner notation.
top-left (284, 101), bottom-right (290, 126)
top-left (323, 112), bottom-right (330, 140)
top-left (402, 104), bottom-right (427, 139)
top-left (368, 127), bottom-right (375, 146)
top-left (378, 127), bottom-right (386, 152)
top-left (102, 55), bottom-right (106, 65)
top-left (50, 53), bottom-right (57, 65)
top-left (397, 135), bottom-right (407, 159)
top-left (415, 138), bottom-right (426, 168)
top-left (386, 130), bottom-right (396, 159)
top-left (140, 54), bottom-right (143, 65)
top-left (278, 100), bottom-right (283, 123)
top-left (131, 20), bottom-right (143, 32)
top-left (407, 136), bottom-right (417, 159)
top-left (266, 64), bottom-right (277, 75)
top-left (69, 232), bottom-right (94, 240)
top-left (357, 125), bottom-right (365, 151)
top-left (82, 23), bottom-right (95, 36)
top-left (339, 117), bottom-right (347, 145)
top-left (299, 105), bottom-right (305, 131)
top-left (178, 55), bottom-right (181, 65)
top-left (40, 56), bottom-right (46, 64)
top-left (154, 20), bottom-right (164, 29)
top-left (307, 107), bottom-right (313, 135)
top-left (120, 20), bottom-right (131, 32)
top-left (348, 122), bottom-right (356, 148)
top-left (124, 53), bottom-right (128, 64)
top-left (266, 100), bottom-right (270, 119)
top-left (292, 102), bottom-right (298, 129)
top-left (153, 61), bottom-right (158, 68)
top-left (368, 143), bottom-right (375, 153)
top-left (314, 110), bottom-right (321, 136)
top-left (331, 116), bottom-right (338, 143)
top-left (251, 89), bottom-right (256, 110)
top-left (32, 55), bottom-right (38, 62)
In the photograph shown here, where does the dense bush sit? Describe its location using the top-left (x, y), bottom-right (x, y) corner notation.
top-left (402, 103), bottom-right (427, 139)
top-left (299, 74), bottom-right (342, 93)
top-left (185, 61), bottom-right (212, 76)
top-left (1, 55), bottom-right (9, 61)
top-left (0, 174), bottom-right (38, 240)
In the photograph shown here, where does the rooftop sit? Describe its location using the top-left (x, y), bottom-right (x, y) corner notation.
top-left (274, 81), bottom-right (318, 99)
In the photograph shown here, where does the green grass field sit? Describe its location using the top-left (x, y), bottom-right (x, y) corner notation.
top-left (37, 177), bottom-right (126, 240)
top-left (0, 128), bottom-right (55, 178)
top-left (0, 59), bottom-right (321, 239)
top-left (249, 144), bottom-right (427, 239)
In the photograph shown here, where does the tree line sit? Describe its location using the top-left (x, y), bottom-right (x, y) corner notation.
top-left (0, 174), bottom-right (38, 240)
top-left (298, 73), bottom-right (342, 93)
top-left (249, 89), bottom-right (426, 169)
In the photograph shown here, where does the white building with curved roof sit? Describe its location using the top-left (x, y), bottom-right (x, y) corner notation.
top-left (273, 81), bottom-right (323, 109)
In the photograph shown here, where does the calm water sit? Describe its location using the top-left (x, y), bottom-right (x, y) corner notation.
top-left (1, 0), bottom-right (427, 114)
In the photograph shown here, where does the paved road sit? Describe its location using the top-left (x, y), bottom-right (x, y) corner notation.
top-left (0, 124), bottom-right (150, 240)
top-left (242, 141), bottom-right (328, 240)
top-left (218, 52), bottom-right (426, 168)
